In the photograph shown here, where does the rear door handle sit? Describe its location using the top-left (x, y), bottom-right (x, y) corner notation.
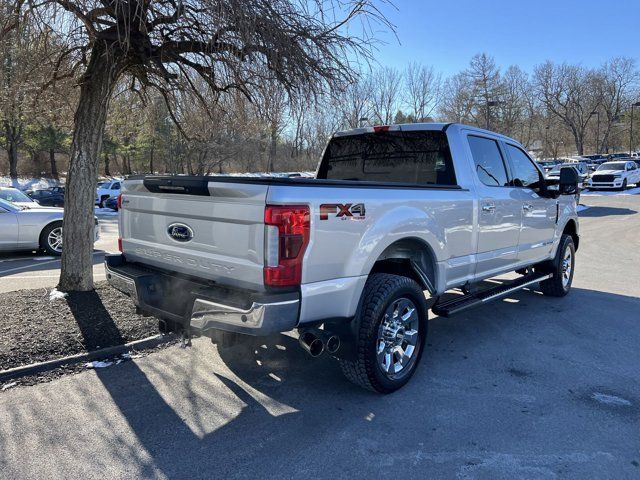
top-left (481, 203), bottom-right (496, 213)
top-left (523, 203), bottom-right (533, 212)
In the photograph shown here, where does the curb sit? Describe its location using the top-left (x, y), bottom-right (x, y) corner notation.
top-left (0, 333), bottom-right (177, 383)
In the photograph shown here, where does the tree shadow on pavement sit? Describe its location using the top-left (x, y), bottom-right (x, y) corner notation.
top-left (3, 285), bottom-right (640, 478)
top-left (66, 290), bottom-right (126, 349)
top-left (579, 206), bottom-right (637, 217)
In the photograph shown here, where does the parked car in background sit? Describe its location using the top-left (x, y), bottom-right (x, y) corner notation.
top-left (583, 155), bottom-right (607, 162)
top-left (567, 156), bottom-right (590, 164)
top-left (105, 195), bottom-right (119, 211)
top-left (0, 198), bottom-right (99, 255)
top-left (0, 187), bottom-right (41, 208)
top-left (546, 162), bottom-right (590, 187)
top-left (589, 161), bottom-right (640, 190)
top-left (96, 180), bottom-right (122, 207)
top-left (607, 153), bottom-right (630, 161)
top-left (537, 160), bottom-right (560, 173)
top-left (28, 189), bottom-right (65, 207)
top-left (582, 154), bottom-right (608, 171)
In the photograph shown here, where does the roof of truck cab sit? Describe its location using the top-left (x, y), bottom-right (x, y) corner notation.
top-left (332, 122), bottom-right (521, 145)
top-left (333, 122), bottom-right (449, 137)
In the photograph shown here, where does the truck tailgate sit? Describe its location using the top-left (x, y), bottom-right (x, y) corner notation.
top-left (120, 179), bottom-right (268, 290)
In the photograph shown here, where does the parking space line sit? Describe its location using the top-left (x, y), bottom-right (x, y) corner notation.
top-left (0, 259), bottom-right (61, 276)
top-left (0, 252), bottom-right (107, 277)
top-left (5, 274), bottom-right (107, 279)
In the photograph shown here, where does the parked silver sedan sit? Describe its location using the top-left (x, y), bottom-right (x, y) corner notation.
top-left (0, 199), bottom-right (99, 255)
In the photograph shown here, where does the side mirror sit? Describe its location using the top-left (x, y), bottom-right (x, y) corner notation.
top-left (559, 167), bottom-right (579, 195)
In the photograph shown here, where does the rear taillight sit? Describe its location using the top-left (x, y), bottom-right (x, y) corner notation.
top-left (118, 238), bottom-right (123, 252)
top-left (117, 194), bottom-right (123, 209)
top-left (264, 205), bottom-right (310, 287)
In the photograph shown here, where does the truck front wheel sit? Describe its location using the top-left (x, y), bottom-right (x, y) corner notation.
top-left (539, 234), bottom-right (575, 297)
top-left (340, 273), bottom-right (428, 393)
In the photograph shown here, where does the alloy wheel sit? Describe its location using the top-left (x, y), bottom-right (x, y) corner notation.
top-left (376, 297), bottom-right (421, 379)
top-left (47, 226), bottom-right (63, 253)
top-left (561, 246), bottom-right (572, 288)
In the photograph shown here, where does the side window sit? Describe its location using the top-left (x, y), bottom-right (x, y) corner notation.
top-left (467, 136), bottom-right (509, 187)
top-left (111, 182), bottom-right (121, 190)
top-left (505, 144), bottom-right (541, 188)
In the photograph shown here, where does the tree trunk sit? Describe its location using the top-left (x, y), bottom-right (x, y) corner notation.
top-left (103, 152), bottom-right (111, 176)
top-left (569, 125), bottom-right (584, 156)
top-left (49, 148), bottom-right (59, 180)
top-left (149, 146), bottom-right (154, 174)
top-left (59, 45), bottom-right (121, 292)
top-left (268, 126), bottom-right (277, 172)
top-left (4, 122), bottom-right (19, 184)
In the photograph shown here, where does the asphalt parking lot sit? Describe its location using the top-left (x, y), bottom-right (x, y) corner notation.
top-left (0, 193), bottom-right (639, 479)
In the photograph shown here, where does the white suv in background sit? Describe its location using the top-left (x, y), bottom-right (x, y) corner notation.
top-left (95, 180), bottom-right (122, 207)
top-left (589, 161), bottom-right (640, 190)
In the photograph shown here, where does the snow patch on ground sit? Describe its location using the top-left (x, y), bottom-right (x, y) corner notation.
top-left (94, 207), bottom-right (118, 216)
top-left (85, 352), bottom-right (138, 369)
top-left (591, 392), bottom-right (632, 406)
top-left (0, 177), bottom-right (62, 190)
top-left (85, 360), bottom-right (113, 369)
top-left (49, 288), bottom-right (68, 301)
top-left (1, 382), bottom-right (18, 391)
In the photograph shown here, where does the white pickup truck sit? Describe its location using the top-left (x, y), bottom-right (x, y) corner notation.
top-left (106, 123), bottom-right (581, 393)
top-left (95, 179), bottom-right (122, 207)
top-left (588, 160), bottom-right (640, 190)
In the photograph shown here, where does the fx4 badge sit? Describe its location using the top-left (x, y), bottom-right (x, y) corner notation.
top-left (319, 203), bottom-right (366, 221)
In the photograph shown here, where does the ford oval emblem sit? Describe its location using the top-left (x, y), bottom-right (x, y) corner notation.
top-left (167, 223), bottom-right (194, 242)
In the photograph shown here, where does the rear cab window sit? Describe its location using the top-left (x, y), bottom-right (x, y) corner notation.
top-left (317, 130), bottom-right (457, 186)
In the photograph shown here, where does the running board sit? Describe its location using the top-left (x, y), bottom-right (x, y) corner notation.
top-left (432, 273), bottom-right (553, 317)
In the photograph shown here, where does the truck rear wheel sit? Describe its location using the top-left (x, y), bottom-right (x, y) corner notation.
top-left (539, 234), bottom-right (575, 297)
top-left (340, 273), bottom-right (428, 393)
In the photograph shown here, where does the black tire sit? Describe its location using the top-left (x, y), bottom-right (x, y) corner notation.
top-left (539, 234), bottom-right (575, 297)
top-left (99, 195), bottom-right (109, 208)
top-left (339, 273), bottom-right (428, 393)
top-left (620, 179), bottom-right (627, 191)
top-left (39, 221), bottom-right (64, 256)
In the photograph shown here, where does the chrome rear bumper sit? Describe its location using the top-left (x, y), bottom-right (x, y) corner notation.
top-left (105, 254), bottom-right (300, 336)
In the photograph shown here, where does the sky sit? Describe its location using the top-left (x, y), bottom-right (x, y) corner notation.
top-left (368, 0), bottom-right (640, 75)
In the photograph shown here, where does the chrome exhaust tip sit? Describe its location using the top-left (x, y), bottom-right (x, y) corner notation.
top-left (320, 332), bottom-right (340, 355)
top-left (299, 331), bottom-right (324, 357)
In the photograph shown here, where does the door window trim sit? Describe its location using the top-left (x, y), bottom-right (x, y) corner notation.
top-left (467, 134), bottom-right (511, 188)
top-left (502, 142), bottom-right (545, 190)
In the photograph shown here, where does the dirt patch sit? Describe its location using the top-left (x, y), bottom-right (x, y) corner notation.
top-left (0, 282), bottom-right (161, 371)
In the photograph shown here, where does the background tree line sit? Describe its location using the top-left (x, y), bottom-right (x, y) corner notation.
top-left (2, 19), bottom-right (639, 180)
